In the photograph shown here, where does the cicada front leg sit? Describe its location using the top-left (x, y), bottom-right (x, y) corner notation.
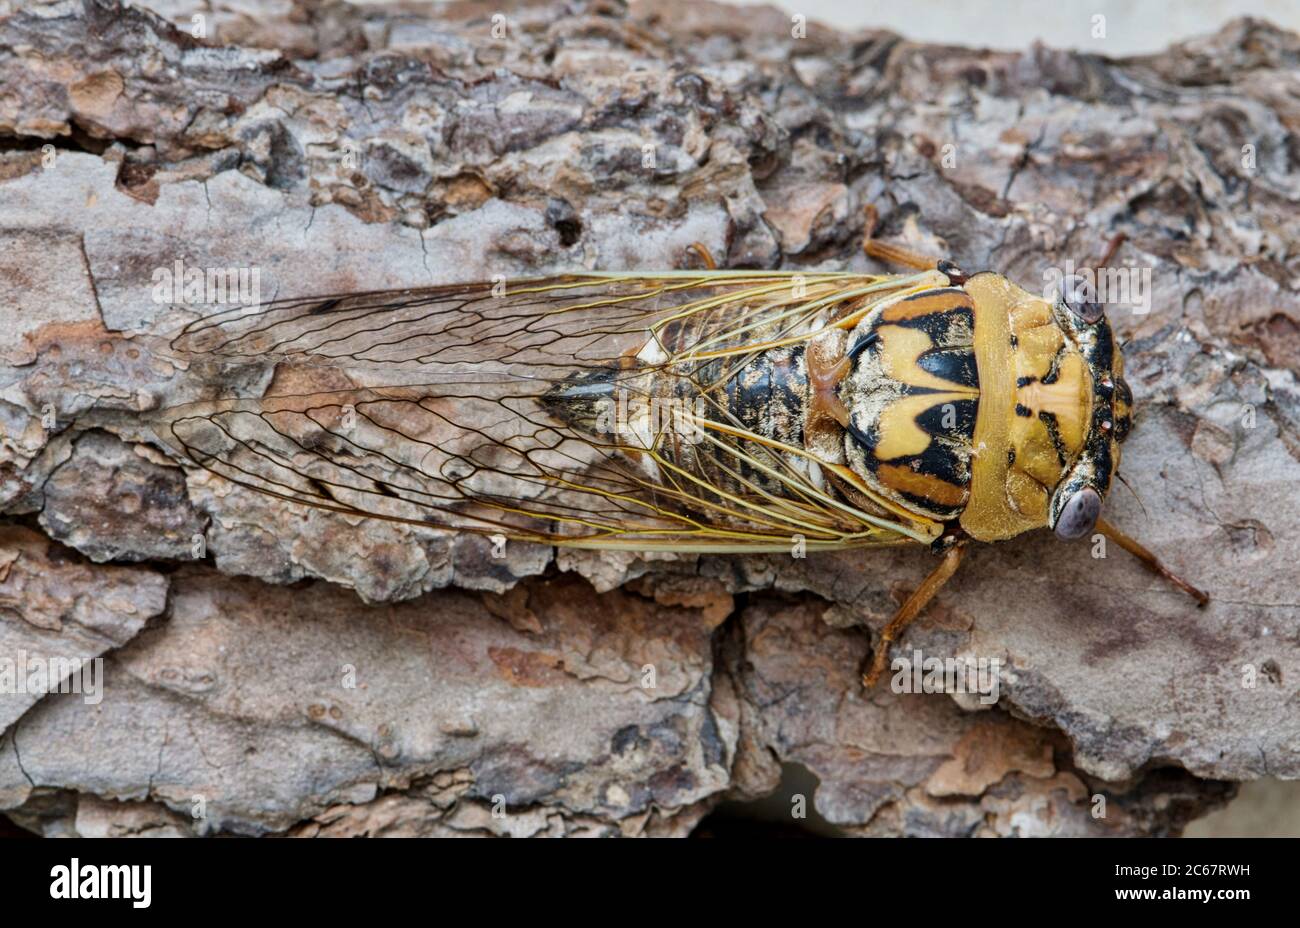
top-left (862, 541), bottom-right (968, 688)
top-left (861, 205), bottom-right (968, 283)
top-left (1096, 518), bottom-right (1209, 606)
top-left (683, 241), bottom-right (718, 270)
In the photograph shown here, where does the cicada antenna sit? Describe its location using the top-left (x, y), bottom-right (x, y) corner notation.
top-left (1093, 231), bottom-right (1127, 271)
top-left (1113, 471), bottom-right (1148, 519)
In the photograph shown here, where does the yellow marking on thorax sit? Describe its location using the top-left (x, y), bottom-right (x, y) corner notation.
top-left (871, 324), bottom-right (979, 461)
top-left (877, 326), bottom-right (977, 393)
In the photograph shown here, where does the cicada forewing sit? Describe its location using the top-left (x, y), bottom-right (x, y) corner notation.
top-left (150, 272), bottom-right (946, 552)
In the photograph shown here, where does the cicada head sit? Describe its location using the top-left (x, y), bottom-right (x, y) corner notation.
top-left (955, 272), bottom-right (1134, 543)
top-left (1044, 274), bottom-right (1134, 539)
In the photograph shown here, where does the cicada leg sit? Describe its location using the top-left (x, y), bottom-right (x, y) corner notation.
top-left (861, 205), bottom-right (967, 282)
top-left (684, 241), bottom-right (718, 270)
top-left (1096, 518), bottom-right (1209, 606)
top-left (862, 542), bottom-right (967, 688)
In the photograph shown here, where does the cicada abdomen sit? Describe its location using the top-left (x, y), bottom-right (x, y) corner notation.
top-left (542, 306), bottom-right (817, 503)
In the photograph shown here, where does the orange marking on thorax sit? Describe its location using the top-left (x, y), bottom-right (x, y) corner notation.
top-left (877, 463), bottom-right (967, 508)
top-left (880, 289), bottom-right (973, 322)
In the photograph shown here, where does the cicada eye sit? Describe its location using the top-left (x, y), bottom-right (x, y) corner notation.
top-left (1055, 487), bottom-right (1102, 539)
top-left (1059, 274), bottom-right (1104, 324)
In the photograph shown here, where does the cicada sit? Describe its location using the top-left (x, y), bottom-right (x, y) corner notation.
top-left (150, 232), bottom-right (1206, 687)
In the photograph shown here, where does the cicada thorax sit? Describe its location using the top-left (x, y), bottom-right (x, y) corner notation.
top-left (833, 275), bottom-right (1112, 541)
top-left (839, 288), bottom-right (982, 523)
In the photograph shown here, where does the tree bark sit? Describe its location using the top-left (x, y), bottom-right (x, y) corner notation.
top-left (1, 0), bottom-right (1295, 836)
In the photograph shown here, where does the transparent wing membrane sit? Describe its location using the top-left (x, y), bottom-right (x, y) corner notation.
top-left (152, 272), bottom-right (943, 551)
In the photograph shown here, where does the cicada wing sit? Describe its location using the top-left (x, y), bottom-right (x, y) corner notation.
top-left (161, 272), bottom-right (913, 374)
top-left (151, 272), bottom-right (940, 551)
